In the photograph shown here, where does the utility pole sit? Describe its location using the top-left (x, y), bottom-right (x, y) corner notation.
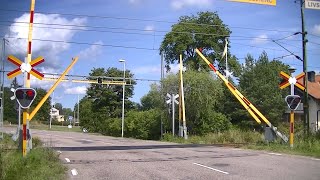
top-left (171, 94), bottom-right (175, 136)
top-left (77, 94), bottom-right (79, 126)
top-left (300, 0), bottom-right (310, 135)
top-left (0, 38), bottom-right (7, 139)
top-left (160, 52), bottom-right (164, 137)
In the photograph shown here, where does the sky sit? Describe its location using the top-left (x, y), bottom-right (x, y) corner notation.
top-left (1, 0), bottom-right (319, 109)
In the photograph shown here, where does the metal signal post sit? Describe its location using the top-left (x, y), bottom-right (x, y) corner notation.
top-left (279, 69), bottom-right (304, 148)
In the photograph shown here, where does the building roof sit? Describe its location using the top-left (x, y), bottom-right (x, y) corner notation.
top-left (308, 74), bottom-right (320, 99)
top-left (298, 74), bottom-right (320, 100)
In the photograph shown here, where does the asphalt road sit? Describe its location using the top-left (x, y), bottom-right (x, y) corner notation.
top-left (3, 127), bottom-right (320, 180)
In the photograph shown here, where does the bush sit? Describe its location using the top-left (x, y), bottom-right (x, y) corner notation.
top-left (192, 111), bottom-right (231, 135)
top-left (125, 109), bottom-right (161, 140)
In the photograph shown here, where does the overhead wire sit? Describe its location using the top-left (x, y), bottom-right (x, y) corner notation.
top-left (0, 20), bottom-right (309, 46)
top-left (0, 8), bottom-right (302, 34)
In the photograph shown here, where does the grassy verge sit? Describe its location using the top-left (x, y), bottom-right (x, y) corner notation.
top-left (247, 135), bottom-right (320, 157)
top-left (161, 129), bottom-right (320, 158)
top-left (30, 123), bottom-right (83, 133)
top-left (0, 134), bottom-right (67, 180)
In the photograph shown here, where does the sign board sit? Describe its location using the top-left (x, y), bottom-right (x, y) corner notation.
top-left (305, 0), bottom-right (320, 9)
top-left (229, 0), bottom-right (276, 6)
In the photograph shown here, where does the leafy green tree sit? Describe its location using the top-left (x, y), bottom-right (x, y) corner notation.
top-left (86, 67), bottom-right (136, 118)
top-left (3, 78), bottom-right (23, 124)
top-left (54, 103), bottom-right (63, 115)
top-left (79, 67), bottom-right (137, 135)
top-left (140, 84), bottom-right (162, 111)
top-left (78, 97), bottom-right (95, 131)
top-left (62, 108), bottom-right (73, 117)
top-left (29, 88), bottom-right (51, 122)
top-left (238, 52), bottom-right (289, 126)
top-left (3, 87), bottom-right (17, 124)
top-left (159, 70), bottom-right (230, 135)
top-left (160, 11), bottom-right (241, 76)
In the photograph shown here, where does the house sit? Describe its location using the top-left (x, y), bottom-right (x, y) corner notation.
top-left (50, 107), bottom-right (65, 122)
top-left (288, 72), bottom-right (320, 132)
top-left (307, 72), bottom-right (320, 132)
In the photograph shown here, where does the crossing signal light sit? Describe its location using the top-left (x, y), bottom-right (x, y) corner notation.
top-left (14, 88), bottom-right (37, 109)
top-left (285, 95), bottom-right (301, 111)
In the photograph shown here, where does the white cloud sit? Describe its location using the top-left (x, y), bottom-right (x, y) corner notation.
top-left (144, 25), bottom-right (155, 32)
top-left (5, 13), bottom-right (86, 68)
top-left (311, 24), bottom-right (320, 36)
top-left (64, 86), bottom-right (87, 95)
top-left (171, 0), bottom-right (212, 10)
top-left (250, 34), bottom-right (268, 45)
top-left (169, 64), bottom-right (186, 74)
top-left (78, 41), bottom-right (103, 61)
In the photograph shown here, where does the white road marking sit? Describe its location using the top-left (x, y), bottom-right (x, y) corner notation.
top-left (193, 163), bottom-right (229, 175)
top-left (311, 158), bottom-right (320, 161)
top-left (80, 139), bottom-right (93, 142)
top-left (267, 153), bottom-right (282, 156)
top-left (65, 158), bottom-right (70, 163)
top-left (71, 169), bottom-right (78, 176)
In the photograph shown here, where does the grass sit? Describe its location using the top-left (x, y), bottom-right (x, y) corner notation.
top-left (30, 123), bottom-right (83, 133)
top-left (0, 134), bottom-right (67, 180)
top-left (247, 134), bottom-right (320, 158)
top-left (162, 128), bottom-right (263, 144)
top-left (161, 128), bottom-right (320, 158)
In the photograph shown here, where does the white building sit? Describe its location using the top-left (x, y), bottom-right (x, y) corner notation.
top-left (50, 107), bottom-right (65, 122)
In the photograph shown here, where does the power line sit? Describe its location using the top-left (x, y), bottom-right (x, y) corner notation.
top-left (0, 8), bottom-right (301, 34)
top-left (309, 33), bottom-right (320, 38)
top-left (309, 41), bottom-right (320, 46)
top-left (5, 36), bottom-right (158, 51)
top-left (3, 36), bottom-right (319, 57)
top-left (0, 20), bottom-right (307, 43)
top-left (0, 70), bottom-right (160, 82)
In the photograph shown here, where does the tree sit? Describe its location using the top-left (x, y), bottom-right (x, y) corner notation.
top-left (160, 11), bottom-right (241, 76)
top-left (3, 78), bottom-right (23, 124)
top-left (62, 108), bottom-right (73, 121)
top-left (54, 103), bottom-right (63, 115)
top-left (86, 67), bottom-right (136, 118)
top-left (29, 88), bottom-right (51, 122)
top-left (3, 87), bottom-right (17, 124)
top-left (238, 52), bottom-right (289, 126)
top-left (149, 70), bottom-right (231, 135)
top-left (140, 84), bottom-right (162, 111)
top-left (79, 67), bottom-right (137, 134)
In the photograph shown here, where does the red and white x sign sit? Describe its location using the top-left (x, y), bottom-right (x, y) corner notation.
top-left (7, 55), bottom-right (44, 80)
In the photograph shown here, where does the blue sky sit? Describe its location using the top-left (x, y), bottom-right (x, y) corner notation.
top-left (1, 0), bottom-right (319, 109)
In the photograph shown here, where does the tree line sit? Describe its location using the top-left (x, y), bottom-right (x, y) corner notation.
top-left (3, 11), bottom-right (290, 140)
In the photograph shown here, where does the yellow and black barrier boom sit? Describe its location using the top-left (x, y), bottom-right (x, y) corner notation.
top-left (195, 48), bottom-right (288, 143)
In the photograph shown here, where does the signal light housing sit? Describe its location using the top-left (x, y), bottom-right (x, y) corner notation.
top-left (285, 95), bottom-right (301, 111)
top-left (14, 88), bottom-right (37, 109)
